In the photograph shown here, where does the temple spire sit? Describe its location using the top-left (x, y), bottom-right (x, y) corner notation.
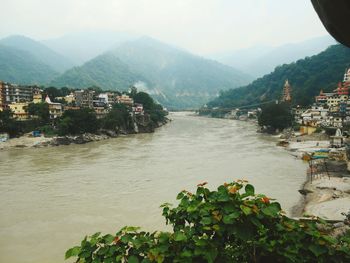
top-left (282, 79), bottom-right (292, 102)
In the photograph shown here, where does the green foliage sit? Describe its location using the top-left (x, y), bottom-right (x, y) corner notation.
top-left (27, 102), bottom-right (50, 122)
top-left (0, 44), bottom-right (58, 84)
top-left (50, 54), bottom-right (147, 90)
top-left (37, 125), bottom-right (57, 137)
top-left (101, 104), bottom-right (132, 131)
top-left (50, 37), bottom-right (252, 109)
top-left (0, 109), bottom-right (18, 136)
top-left (0, 35), bottom-right (73, 72)
top-left (208, 44), bottom-right (350, 109)
top-left (57, 108), bottom-right (99, 135)
top-left (66, 181), bottom-right (350, 263)
top-left (0, 109), bottom-right (45, 137)
top-left (258, 103), bottom-right (293, 131)
top-left (132, 91), bottom-right (166, 123)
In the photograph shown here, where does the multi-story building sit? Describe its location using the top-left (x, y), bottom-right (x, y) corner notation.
top-left (74, 90), bottom-right (95, 108)
top-left (0, 81), bottom-right (34, 110)
top-left (8, 102), bottom-right (29, 120)
top-left (343, 68), bottom-right (350, 83)
top-left (33, 89), bottom-right (43, 104)
top-left (45, 96), bottom-right (63, 119)
top-left (98, 92), bottom-right (117, 106)
top-left (116, 94), bottom-right (134, 106)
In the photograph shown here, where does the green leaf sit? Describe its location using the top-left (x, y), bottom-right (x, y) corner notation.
top-left (181, 250), bottom-right (193, 257)
top-left (223, 211), bottom-right (240, 224)
top-left (125, 226), bottom-right (140, 232)
top-left (245, 184), bottom-right (255, 195)
top-left (65, 246), bottom-right (81, 259)
top-left (174, 231), bottom-right (187, 242)
top-left (200, 217), bottom-right (212, 225)
top-left (128, 255), bottom-right (140, 263)
top-left (177, 192), bottom-right (184, 200)
top-left (261, 203), bottom-right (280, 217)
top-left (309, 244), bottom-right (328, 257)
top-left (91, 232), bottom-right (101, 239)
top-left (103, 234), bottom-right (115, 244)
top-left (240, 205), bottom-right (252, 216)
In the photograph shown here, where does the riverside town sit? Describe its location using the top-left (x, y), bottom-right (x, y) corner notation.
top-left (0, 84), bottom-right (168, 148)
top-left (2, 1), bottom-right (350, 263)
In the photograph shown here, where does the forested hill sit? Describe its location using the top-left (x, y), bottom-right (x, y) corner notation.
top-left (50, 37), bottom-right (252, 109)
top-left (0, 45), bottom-right (59, 84)
top-left (207, 44), bottom-right (350, 109)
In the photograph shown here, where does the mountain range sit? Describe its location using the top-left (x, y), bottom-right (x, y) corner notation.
top-left (208, 44), bottom-right (350, 109)
top-left (0, 32), bottom-right (339, 109)
top-left (213, 35), bottom-right (336, 78)
top-left (51, 37), bottom-right (252, 109)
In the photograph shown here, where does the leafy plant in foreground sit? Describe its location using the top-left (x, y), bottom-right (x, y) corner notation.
top-left (66, 181), bottom-right (350, 263)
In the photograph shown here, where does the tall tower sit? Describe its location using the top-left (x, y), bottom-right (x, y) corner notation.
top-left (344, 68), bottom-right (350, 83)
top-left (282, 79), bottom-right (292, 103)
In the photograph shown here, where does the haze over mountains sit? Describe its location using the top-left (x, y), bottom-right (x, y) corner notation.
top-left (213, 35), bottom-right (335, 78)
top-left (51, 37), bottom-right (252, 109)
top-left (0, 35), bottom-right (73, 72)
top-left (42, 31), bottom-right (138, 65)
top-left (0, 32), bottom-right (337, 109)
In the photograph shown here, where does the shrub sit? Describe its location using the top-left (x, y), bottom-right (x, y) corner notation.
top-left (258, 102), bottom-right (293, 131)
top-left (57, 108), bottom-right (99, 135)
top-left (66, 181), bottom-right (350, 263)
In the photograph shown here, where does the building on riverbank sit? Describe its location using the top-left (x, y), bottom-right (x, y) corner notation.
top-left (74, 90), bottom-right (95, 108)
top-left (0, 82), bottom-right (34, 110)
top-left (45, 96), bottom-right (63, 119)
top-left (294, 68), bottom-right (350, 134)
top-left (8, 102), bottom-right (29, 120)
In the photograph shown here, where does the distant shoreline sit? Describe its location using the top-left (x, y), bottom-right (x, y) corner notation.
top-left (0, 119), bottom-right (170, 151)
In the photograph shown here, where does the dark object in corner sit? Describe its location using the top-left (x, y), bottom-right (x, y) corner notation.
top-left (311, 0), bottom-right (350, 48)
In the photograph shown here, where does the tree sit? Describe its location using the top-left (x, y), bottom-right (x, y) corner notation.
top-left (133, 91), bottom-right (167, 123)
top-left (133, 92), bottom-right (155, 111)
top-left (66, 181), bottom-right (350, 263)
top-left (258, 102), bottom-right (293, 131)
top-left (101, 104), bottom-right (131, 131)
top-left (27, 102), bottom-right (50, 122)
top-left (0, 109), bottom-right (18, 136)
top-left (57, 108), bottom-right (99, 135)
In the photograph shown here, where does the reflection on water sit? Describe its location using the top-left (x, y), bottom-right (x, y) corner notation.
top-left (0, 112), bottom-right (306, 263)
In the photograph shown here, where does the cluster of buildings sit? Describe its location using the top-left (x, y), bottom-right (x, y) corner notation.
top-left (0, 81), bottom-right (144, 120)
top-left (293, 68), bottom-right (350, 134)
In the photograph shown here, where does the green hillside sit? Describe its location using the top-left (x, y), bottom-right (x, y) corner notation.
top-left (208, 44), bottom-right (350, 109)
top-left (50, 53), bottom-right (147, 90)
top-left (51, 37), bottom-right (252, 109)
top-left (0, 35), bottom-right (73, 72)
top-left (0, 45), bottom-right (58, 84)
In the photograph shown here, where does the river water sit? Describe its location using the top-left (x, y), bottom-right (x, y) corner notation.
top-left (0, 112), bottom-right (306, 263)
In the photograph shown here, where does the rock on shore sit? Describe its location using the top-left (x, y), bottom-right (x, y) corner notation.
top-left (0, 119), bottom-right (169, 150)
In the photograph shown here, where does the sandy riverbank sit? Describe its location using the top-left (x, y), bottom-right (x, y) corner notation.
top-left (0, 135), bottom-right (52, 150)
top-left (281, 132), bottom-right (350, 221)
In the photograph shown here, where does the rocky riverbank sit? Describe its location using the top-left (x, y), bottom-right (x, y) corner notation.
top-left (0, 118), bottom-right (170, 150)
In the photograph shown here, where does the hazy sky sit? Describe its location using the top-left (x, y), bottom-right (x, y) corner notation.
top-left (0, 0), bottom-right (328, 55)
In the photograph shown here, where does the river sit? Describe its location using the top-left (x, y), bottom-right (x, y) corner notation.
top-left (0, 112), bottom-right (306, 263)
